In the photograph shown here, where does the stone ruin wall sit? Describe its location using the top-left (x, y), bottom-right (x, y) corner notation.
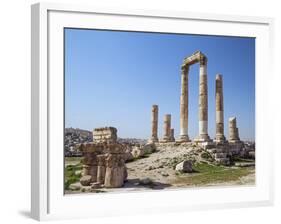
top-left (79, 127), bottom-right (127, 188)
top-left (92, 127), bottom-right (117, 143)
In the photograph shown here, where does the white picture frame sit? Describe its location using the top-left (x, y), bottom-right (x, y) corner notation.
top-left (31, 2), bottom-right (274, 221)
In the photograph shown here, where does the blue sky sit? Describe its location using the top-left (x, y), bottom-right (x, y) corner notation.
top-left (65, 28), bottom-right (255, 141)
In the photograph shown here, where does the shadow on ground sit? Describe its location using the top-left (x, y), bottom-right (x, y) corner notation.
top-left (124, 178), bottom-right (171, 190)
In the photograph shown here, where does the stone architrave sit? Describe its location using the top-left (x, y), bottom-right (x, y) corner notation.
top-left (215, 74), bottom-right (226, 142)
top-left (149, 105), bottom-right (159, 143)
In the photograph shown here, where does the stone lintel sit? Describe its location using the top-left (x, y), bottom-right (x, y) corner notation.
top-left (182, 51), bottom-right (207, 67)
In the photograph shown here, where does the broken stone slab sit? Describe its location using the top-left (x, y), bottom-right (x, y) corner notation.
top-left (215, 158), bottom-right (230, 165)
top-left (214, 152), bottom-right (227, 159)
top-left (131, 146), bottom-right (145, 158)
top-left (80, 175), bottom-right (92, 186)
top-left (142, 143), bottom-right (156, 154)
top-left (131, 143), bottom-right (156, 159)
top-left (175, 160), bottom-right (193, 173)
top-left (69, 182), bottom-right (81, 191)
top-left (91, 182), bottom-right (101, 189)
top-left (200, 141), bottom-right (216, 150)
top-left (206, 147), bottom-right (225, 154)
top-left (235, 162), bottom-right (255, 167)
top-left (124, 151), bottom-right (134, 161)
top-left (248, 151), bottom-right (255, 159)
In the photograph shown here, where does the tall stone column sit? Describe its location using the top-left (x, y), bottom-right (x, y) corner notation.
top-left (170, 128), bottom-right (175, 142)
top-left (149, 105), bottom-right (158, 143)
top-left (215, 74), bottom-right (226, 142)
top-left (178, 66), bottom-right (190, 142)
top-left (229, 117), bottom-right (240, 143)
top-left (162, 114), bottom-right (171, 142)
top-left (197, 57), bottom-right (210, 141)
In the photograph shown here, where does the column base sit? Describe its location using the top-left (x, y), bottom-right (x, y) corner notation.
top-left (214, 135), bottom-right (226, 143)
top-left (228, 139), bottom-right (241, 144)
top-left (193, 134), bottom-right (211, 143)
top-left (176, 135), bottom-right (190, 142)
top-left (148, 137), bottom-right (158, 143)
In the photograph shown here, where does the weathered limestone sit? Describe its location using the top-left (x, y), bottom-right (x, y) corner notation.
top-left (96, 154), bottom-right (106, 184)
top-left (149, 105), bottom-right (159, 143)
top-left (79, 127), bottom-right (127, 188)
top-left (229, 117), bottom-right (240, 143)
top-left (93, 127), bottom-right (117, 143)
top-left (214, 74), bottom-right (226, 142)
top-left (179, 51), bottom-right (210, 142)
top-left (175, 160), bottom-right (193, 173)
top-left (104, 154), bottom-right (126, 188)
top-left (178, 66), bottom-right (190, 142)
top-left (162, 114), bottom-right (172, 142)
top-left (131, 143), bottom-right (156, 158)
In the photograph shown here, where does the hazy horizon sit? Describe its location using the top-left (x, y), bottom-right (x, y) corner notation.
top-left (65, 28), bottom-right (255, 141)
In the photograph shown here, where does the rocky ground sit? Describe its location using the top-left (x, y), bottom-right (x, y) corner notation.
top-left (65, 142), bottom-right (255, 194)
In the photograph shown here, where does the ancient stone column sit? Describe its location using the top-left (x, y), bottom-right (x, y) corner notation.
top-left (215, 74), bottom-right (226, 142)
top-left (82, 165), bottom-right (90, 176)
top-left (149, 105), bottom-right (159, 143)
top-left (80, 151), bottom-right (98, 184)
top-left (104, 154), bottom-right (126, 188)
top-left (197, 56), bottom-right (210, 141)
top-left (170, 128), bottom-right (175, 142)
top-left (162, 114), bottom-right (171, 142)
top-left (96, 154), bottom-right (106, 184)
top-left (229, 117), bottom-right (240, 142)
top-left (179, 66), bottom-right (190, 142)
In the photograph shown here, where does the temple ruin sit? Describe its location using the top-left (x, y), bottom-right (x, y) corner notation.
top-left (79, 127), bottom-right (127, 188)
top-left (66, 50), bottom-right (254, 194)
top-left (149, 51), bottom-right (242, 145)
